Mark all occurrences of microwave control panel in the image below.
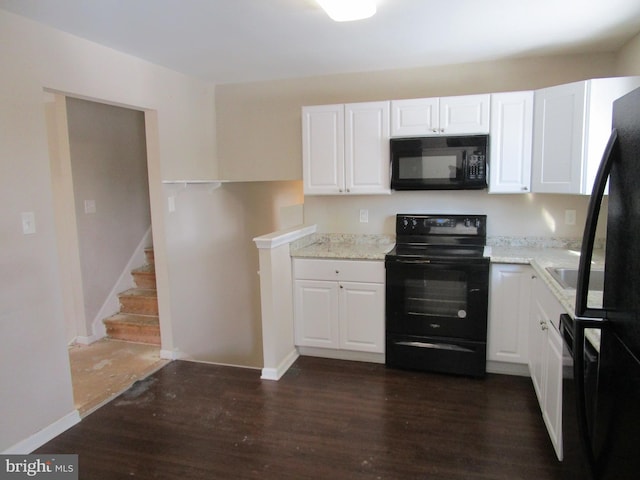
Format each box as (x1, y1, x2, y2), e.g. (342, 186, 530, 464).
(467, 154, 485, 180)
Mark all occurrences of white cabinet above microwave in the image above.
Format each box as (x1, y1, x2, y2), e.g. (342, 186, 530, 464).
(391, 94, 490, 137)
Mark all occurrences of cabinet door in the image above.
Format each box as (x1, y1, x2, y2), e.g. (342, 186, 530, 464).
(439, 94, 490, 134)
(390, 98, 439, 136)
(489, 92, 533, 193)
(531, 82, 586, 194)
(487, 264, 532, 363)
(529, 275, 566, 461)
(344, 102, 391, 194)
(339, 282, 385, 353)
(583, 77, 640, 193)
(294, 280, 339, 348)
(302, 104, 345, 195)
(529, 276, 548, 405)
(543, 322, 564, 461)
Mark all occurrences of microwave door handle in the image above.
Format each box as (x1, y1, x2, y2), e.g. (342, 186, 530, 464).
(461, 150, 467, 179)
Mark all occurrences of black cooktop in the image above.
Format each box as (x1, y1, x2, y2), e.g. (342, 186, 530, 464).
(386, 214, 488, 263)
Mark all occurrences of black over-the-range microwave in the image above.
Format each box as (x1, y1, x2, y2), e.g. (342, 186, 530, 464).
(390, 134, 488, 190)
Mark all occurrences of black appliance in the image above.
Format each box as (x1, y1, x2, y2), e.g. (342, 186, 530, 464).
(390, 135, 488, 190)
(560, 86, 640, 479)
(385, 214, 489, 377)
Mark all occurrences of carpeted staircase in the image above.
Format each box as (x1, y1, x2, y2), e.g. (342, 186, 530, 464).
(103, 247, 160, 345)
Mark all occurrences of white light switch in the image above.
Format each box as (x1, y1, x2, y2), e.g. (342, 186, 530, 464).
(168, 195, 176, 213)
(21, 212, 36, 235)
(565, 209, 576, 226)
(359, 209, 369, 223)
(84, 199, 96, 214)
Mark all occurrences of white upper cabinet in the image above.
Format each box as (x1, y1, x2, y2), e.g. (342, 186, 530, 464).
(391, 94, 490, 136)
(344, 102, 391, 195)
(439, 94, 491, 134)
(531, 76, 640, 194)
(489, 91, 534, 194)
(390, 98, 438, 136)
(302, 101, 390, 195)
(302, 104, 345, 195)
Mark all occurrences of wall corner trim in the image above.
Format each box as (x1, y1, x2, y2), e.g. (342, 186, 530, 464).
(261, 349, 300, 381)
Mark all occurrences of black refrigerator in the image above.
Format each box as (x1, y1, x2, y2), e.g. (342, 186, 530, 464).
(559, 86, 640, 479)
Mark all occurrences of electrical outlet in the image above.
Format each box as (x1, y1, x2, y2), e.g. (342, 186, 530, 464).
(359, 209, 368, 223)
(565, 209, 576, 226)
(21, 212, 36, 235)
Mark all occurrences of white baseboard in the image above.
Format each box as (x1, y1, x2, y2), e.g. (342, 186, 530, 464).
(3, 410, 81, 454)
(160, 349, 178, 360)
(261, 349, 300, 381)
(486, 360, 530, 376)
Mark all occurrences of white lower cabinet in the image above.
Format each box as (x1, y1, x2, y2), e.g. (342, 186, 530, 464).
(294, 280, 340, 349)
(529, 274, 565, 461)
(488, 264, 533, 365)
(293, 259, 384, 354)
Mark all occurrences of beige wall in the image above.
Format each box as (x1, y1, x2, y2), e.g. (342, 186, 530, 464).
(0, 9, 217, 452)
(616, 31, 640, 75)
(163, 181, 302, 367)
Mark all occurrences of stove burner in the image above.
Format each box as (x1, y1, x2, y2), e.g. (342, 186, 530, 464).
(386, 214, 488, 264)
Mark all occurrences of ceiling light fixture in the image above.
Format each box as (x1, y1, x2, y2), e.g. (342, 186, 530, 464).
(315, 0, 377, 22)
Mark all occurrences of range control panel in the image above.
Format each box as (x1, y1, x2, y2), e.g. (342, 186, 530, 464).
(395, 214, 487, 237)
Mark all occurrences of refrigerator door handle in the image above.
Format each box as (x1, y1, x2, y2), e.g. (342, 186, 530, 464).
(573, 316, 607, 473)
(576, 129, 618, 318)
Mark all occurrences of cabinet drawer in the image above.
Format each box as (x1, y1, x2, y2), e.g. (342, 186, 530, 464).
(293, 258, 384, 283)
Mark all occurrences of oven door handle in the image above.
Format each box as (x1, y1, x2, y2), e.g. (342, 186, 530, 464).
(395, 341, 475, 353)
(394, 259, 434, 265)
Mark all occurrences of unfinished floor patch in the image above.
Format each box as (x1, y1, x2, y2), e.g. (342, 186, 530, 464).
(68, 339, 168, 416)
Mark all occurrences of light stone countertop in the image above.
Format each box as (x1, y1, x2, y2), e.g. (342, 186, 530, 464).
(290, 233, 395, 260)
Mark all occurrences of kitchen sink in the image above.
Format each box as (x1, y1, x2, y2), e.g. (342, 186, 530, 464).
(545, 267, 604, 291)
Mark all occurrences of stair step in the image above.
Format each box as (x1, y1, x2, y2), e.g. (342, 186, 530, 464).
(118, 288, 158, 316)
(103, 313, 160, 345)
(144, 247, 154, 265)
(131, 264, 156, 289)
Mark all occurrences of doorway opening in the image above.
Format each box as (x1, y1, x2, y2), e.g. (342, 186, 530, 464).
(47, 94, 165, 415)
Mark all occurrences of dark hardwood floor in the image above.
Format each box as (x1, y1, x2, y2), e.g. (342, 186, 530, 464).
(37, 357, 563, 479)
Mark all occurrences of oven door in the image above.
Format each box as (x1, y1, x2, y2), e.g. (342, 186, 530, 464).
(385, 258, 489, 341)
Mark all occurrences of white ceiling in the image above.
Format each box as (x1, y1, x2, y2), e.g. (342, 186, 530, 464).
(2, 0, 640, 84)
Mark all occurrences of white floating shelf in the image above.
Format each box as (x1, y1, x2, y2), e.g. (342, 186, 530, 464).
(162, 180, 228, 193)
